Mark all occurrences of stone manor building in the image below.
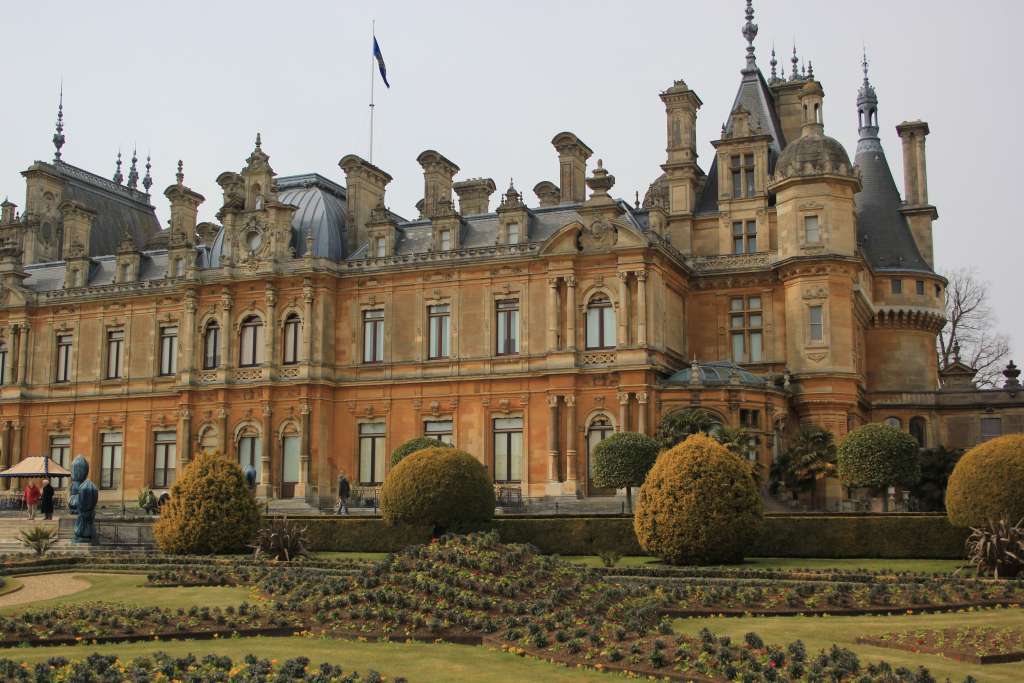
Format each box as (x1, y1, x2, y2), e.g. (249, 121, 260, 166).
(0, 2, 1020, 507)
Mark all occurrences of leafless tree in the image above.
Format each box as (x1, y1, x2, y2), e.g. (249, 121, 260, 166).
(937, 268, 1012, 388)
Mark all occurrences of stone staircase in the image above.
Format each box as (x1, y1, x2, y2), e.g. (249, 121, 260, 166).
(265, 498, 322, 516)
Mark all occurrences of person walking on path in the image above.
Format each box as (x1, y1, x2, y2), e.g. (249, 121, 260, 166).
(23, 480, 40, 520)
(336, 472, 351, 515)
(40, 479, 55, 521)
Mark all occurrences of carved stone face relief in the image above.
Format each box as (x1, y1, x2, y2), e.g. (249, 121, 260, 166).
(578, 218, 618, 251)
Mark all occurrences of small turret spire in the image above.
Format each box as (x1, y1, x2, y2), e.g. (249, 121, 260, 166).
(52, 82, 65, 162)
(741, 0, 759, 72)
(255, 132, 262, 150)
(126, 148, 139, 189)
(142, 154, 153, 193)
(112, 150, 124, 184)
(176, 159, 184, 186)
(790, 43, 800, 81)
(857, 48, 880, 142)
(807, 60, 814, 79)
(769, 44, 778, 82)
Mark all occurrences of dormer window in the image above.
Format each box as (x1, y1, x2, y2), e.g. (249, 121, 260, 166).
(730, 154, 756, 199)
(375, 237, 386, 258)
(506, 223, 519, 244)
(439, 229, 452, 251)
(804, 215, 821, 244)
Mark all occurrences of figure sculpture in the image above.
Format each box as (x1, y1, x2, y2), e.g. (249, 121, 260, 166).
(244, 464, 258, 492)
(70, 454, 98, 544)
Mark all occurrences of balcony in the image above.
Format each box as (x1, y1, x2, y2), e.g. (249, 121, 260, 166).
(232, 366, 269, 383)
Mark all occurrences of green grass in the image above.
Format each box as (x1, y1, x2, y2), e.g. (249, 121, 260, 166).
(675, 607, 1024, 683)
(0, 577, 22, 598)
(0, 574, 253, 616)
(560, 556, 967, 573)
(0, 636, 626, 682)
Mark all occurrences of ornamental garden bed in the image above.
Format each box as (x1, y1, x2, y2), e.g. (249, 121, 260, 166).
(856, 626, 1024, 665)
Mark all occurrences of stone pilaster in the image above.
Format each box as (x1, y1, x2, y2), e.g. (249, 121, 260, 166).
(636, 271, 648, 346)
(617, 272, 630, 346)
(637, 392, 649, 435)
(564, 395, 577, 481)
(547, 277, 560, 351)
(257, 403, 273, 499)
(565, 276, 578, 351)
(294, 400, 312, 497)
(547, 395, 560, 481)
(617, 391, 630, 432)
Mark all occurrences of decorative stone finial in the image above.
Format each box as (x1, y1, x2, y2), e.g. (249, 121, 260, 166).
(952, 342, 962, 364)
(790, 44, 800, 81)
(112, 151, 124, 184)
(585, 159, 615, 197)
(176, 159, 184, 186)
(862, 46, 870, 87)
(742, 0, 758, 71)
(142, 154, 153, 193)
(807, 60, 814, 79)
(52, 83, 65, 162)
(255, 132, 262, 150)
(769, 45, 778, 82)
(1005, 360, 1021, 395)
(126, 148, 139, 189)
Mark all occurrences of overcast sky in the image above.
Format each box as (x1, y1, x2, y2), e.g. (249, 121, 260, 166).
(1, 1, 1020, 364)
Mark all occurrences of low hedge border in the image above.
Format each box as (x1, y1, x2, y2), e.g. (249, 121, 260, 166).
(300, 514, 968, 559)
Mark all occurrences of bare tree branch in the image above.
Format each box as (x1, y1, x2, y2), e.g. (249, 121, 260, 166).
(937, 267, 1012, 388)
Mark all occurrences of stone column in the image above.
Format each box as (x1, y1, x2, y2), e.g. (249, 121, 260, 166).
(265, 284, 277, 372)
(294, 400, 312, 497)
(9, 324, 20, 384)
(565, 276, 577, 351)
(617, 272, 630, 346)
(637, 392, 649, 435)
(258, 403, 273, 498)
(182, 290, 197, 373)
(179, 408, 192, 467)
(1, 422, 10, 490)
(547, 277, 560, 351)
(635, 271, 648, 346)
(218, 407, 229, 456)
(221, 294, 233, 371)
(547, 394, 560, 481)
(12, 421, 23, 465)
(564, 394, 577, 481)
(303, 280, 314, 367)
(17, 323, 29, 385)
(617, 391, 630, 432)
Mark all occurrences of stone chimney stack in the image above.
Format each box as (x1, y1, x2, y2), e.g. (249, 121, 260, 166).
(164, 160, 205, 243)
(533, 181, 560, 208)
(339, 154, 393, 255)
(416, 150, 460, 218)
(453, 177, 496, 215)
(896, 120, 937, 268)
(58, 200, 95, 258)
(0, 199, 16, 225)
(551, 132, 593, 204)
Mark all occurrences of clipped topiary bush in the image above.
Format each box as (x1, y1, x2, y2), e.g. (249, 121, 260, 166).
(379, 447, 494, 532)
(153, 451, 260, 554)
(634, 433, 763, 565)
(591, 431, 661, 510)
(837, 423, 921, 490)
(946, 434, 1024, 528)
(390, 436, 439, 468)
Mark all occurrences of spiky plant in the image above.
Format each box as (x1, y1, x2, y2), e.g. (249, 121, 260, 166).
(18, 526, 58, 557)
(251, 516, 310, 562)
(965, 518, 1024, 578)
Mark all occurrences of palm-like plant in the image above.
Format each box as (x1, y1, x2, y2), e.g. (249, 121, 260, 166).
(655, 409, 718, 450)
(770, 425, 836, 498)
(18, 525, 58, 557)
(965, 518, 1024, 578)
(251, 516, 310, 562)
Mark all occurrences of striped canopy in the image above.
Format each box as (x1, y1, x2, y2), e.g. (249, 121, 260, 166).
(0, 456, 72, 478)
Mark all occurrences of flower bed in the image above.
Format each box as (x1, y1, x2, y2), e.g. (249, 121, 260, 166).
(857, 626, 1024, 664)
(0, 651, 398, 682)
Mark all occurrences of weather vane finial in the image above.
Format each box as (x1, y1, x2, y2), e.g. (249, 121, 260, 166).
(742, 0, 758, 70)
(52, 81, 65, 162)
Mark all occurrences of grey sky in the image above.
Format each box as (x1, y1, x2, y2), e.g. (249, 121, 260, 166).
(2, 1, 1020, 363)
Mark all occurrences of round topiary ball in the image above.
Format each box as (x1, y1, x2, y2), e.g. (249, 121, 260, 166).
(153, 451, 261, 554)
(634, 432, 763, 565)
(391, 436, 440, 468)
(946, 434, 1024, 527)
(591, 432, 661, 507)
(380, 447, 494, 531)
(837, 423, 921, 490)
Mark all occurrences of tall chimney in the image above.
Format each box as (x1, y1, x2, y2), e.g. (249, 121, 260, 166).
(551, 132, 593, 204)
(533, 181, 560, 208)
(416, 150, 459, 218)
(340, 154, 393, 255)
(453, 177, 496, 215)
(896, 120, 930, 206)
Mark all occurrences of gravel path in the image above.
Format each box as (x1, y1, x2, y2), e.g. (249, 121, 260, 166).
(0, 573, 91, 608)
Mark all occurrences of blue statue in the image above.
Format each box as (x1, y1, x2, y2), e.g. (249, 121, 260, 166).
(70, 455, 98, 544)
(244, 464, 258, 492)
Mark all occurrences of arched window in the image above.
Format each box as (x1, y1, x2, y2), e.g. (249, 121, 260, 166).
(585, 295, 616, 349)
(237, 425, 261, 483)
(203, 321, 220, 369)
(586, 416, 615, 483)
(884, 416, 902, 429)
(282, 314, 301, 365)
(909, 417, 927, 447)
(239, 316, 263, 367)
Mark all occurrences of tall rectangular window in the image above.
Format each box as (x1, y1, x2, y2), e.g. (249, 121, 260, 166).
(439, 229, 452, 251)
(915, 280, 925, 296)
(493, 417, 523, 483)
(730, 296, 763, 362)
(203, 323, 220, 370)
(375, 237, 386, 258)
(106, 329, 124, 379)
(239, 317, 262, 367)
(804, 215, 821, 244)
(100, 432, 123, 490)
(732, 221, 757, 254)
(743, 154, 755, 197)
(809, 305, 824, 342)
(238, 435, 261, 482)
(428, 304, 450, 359)
(283, 315, 301, 365)
(745, 220, 757, 253)
(159, 326, 178, 376)
(730, 155, 742, 199)
(153, 431, 177, 488)
(358, 422, 386, 484)
(506, 223, 520, 244)
(55, 334, 72, 383)
(362, 309, 384, 363)
(425, 419, 454, 445)
(891, 279, 903, 295)
(496, 299, 519, 355)
(50, 435, 71, 490)
(585, 295, 616, 349)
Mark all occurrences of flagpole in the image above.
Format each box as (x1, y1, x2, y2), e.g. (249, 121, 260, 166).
(369, 19, 376, 163)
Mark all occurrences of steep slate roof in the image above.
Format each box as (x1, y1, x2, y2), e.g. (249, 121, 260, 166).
(52, 161, 161, 256)
(853, 136, 932, 273)
(22, 251, 170, 292)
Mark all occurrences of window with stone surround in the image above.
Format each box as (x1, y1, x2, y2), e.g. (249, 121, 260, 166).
(585, 295, 615, 349)
(283, 314, 301, 365)
(586, 415, 614, 481)
(106, 329, 124, 379)
(730, 296, 763, 363)
(100, 431, 123, 490)
(203, 321, 220, 369)
(55, 334, 73, 383)
(891, 279, 902, 295)
(804, 215, 821, 244)
(427, 304, 450, 359)
(730, 154, 756, 199)
(375, 237, 386, 258)
(493, 417, 523, 483)
(358, 422, 386, 485)
(916, 280, 925, 296)
(732, 220, 757, 254)
(496, 299, 519, 356)
(808, 305, 824, 342)
(439, 229, 452, 251)
(153, 431, 177, 489)
(506, 222, 520, 244)
(159, 325, 178, 376)
(49, 435, 70, 490)
(424, 419, 454, 445)
(239, 316, 263, 367)
(362, 309, 384, 363)
(238, 429, 261, 482)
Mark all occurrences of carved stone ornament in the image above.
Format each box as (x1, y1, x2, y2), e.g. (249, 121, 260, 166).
(578, 218, 618, 251)
(807, 351, 827, 362)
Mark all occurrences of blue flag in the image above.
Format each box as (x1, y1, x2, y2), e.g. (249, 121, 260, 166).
(373, 36, 390, 88)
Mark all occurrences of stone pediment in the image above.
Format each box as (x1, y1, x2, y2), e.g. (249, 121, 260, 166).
(539, 216, 645, 256)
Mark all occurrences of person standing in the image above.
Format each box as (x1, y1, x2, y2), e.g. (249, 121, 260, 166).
(40, 479, 55, 521)
(336, 471, 351, 515)
(23, 480, 40, 520)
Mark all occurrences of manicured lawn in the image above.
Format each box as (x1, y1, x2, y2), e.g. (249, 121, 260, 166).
(675, 607, 1024, 683)
(0, 573, 253, 615)
(0, 577, 22, 598)
(0, 636, 624, 682)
